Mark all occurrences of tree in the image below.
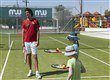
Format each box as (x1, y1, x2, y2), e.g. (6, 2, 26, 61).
(105, 9, 110, 17)
(54, 5, 73, 28)
(55, 5, 65, 12)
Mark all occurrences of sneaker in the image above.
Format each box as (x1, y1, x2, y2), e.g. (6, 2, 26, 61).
(27, 70, 35, 77)
(36, 73, 42, 79)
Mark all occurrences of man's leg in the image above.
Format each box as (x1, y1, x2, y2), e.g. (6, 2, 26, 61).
(27, 54, 32, 70)
(33, 54, 42, 79)
(25, 42, 34, 77)
(33, 54, 39, 71)
(31, 42, 42, 79)
(27, 53, 35, 77)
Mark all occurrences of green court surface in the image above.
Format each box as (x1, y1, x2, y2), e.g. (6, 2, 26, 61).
(0, 33, 110, 80)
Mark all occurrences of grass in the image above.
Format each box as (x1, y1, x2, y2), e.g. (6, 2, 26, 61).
(0, 33, 109, 80)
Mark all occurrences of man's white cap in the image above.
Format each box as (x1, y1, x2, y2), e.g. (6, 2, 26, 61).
(65, 45, 77, 56)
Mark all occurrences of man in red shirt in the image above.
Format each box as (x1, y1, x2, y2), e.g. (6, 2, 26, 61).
(22, 8, 42, 79)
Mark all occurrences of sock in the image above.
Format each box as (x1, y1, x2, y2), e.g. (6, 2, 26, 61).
(29, 70, 32, 73)
(36, 71, 39, 75)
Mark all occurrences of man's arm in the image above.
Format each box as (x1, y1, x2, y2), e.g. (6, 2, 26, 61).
(22, 29, 25, 47)
(36, 30, 40, 47)
(35, 19, 40, 47)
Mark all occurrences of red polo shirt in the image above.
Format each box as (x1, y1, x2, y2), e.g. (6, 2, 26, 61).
(22, 18, 40, 42)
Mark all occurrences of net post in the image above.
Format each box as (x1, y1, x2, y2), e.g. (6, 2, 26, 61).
(8, 33, 11, 49)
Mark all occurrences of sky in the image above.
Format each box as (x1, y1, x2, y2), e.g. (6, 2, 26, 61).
(0, 0, 110, 15)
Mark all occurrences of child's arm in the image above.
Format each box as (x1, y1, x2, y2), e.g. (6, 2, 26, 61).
(67, 67, 73, 80)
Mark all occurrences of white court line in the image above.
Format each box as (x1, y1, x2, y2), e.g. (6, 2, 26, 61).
(82, 76, 110, 79)
(60, 37, 109, 54)
(19, 76, 110, 80)
(80, 42, 110, 54)
(0, 41, 13, 80)
(49, 37, 110, 67)
(79, 50, 110, 66)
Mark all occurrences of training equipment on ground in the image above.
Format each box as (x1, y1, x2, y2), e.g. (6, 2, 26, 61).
(51, 64, 67, 70)
(44, 48, 64, 54)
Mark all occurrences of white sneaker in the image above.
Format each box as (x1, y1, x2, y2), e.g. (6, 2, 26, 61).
(36, 73, 42, 79)
(27, 70, 35, 77)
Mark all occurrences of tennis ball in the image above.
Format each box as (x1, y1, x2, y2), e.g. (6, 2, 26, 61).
(56, 48, 59, 50)
(56, 48, 60, 52)
(62, 64, 66, 68)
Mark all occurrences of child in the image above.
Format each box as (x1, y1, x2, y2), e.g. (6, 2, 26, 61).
(66, 31, 79, 55)
(65, 45, 85, 80)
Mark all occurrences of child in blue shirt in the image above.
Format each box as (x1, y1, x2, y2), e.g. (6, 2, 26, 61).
(66, 31, 79, 55)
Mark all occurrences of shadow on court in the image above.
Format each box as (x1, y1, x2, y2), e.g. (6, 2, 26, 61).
(41, 70, 68, 77)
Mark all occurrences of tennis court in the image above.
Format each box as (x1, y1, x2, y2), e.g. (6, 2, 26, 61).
(0, 33, 110, 80)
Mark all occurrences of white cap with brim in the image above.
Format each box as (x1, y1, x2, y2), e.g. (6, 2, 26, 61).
(65, 45, 77, 56)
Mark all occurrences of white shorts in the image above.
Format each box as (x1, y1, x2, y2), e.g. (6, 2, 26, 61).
(24, 42, 38, 55)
